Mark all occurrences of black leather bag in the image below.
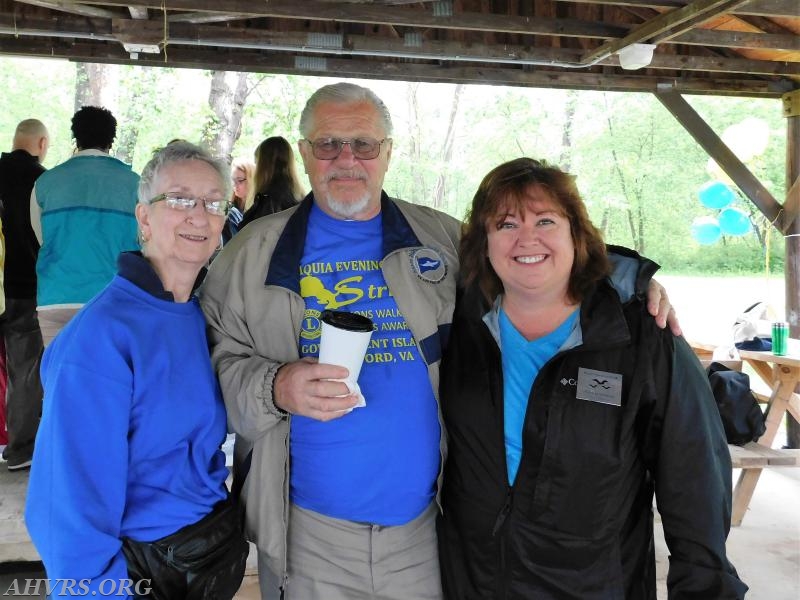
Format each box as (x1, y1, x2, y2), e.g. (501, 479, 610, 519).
(707, 362, 766, 445)
(122, 499, 248, 600)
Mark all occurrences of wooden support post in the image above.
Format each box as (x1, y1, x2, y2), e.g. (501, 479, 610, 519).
(783, 88, 800, 449)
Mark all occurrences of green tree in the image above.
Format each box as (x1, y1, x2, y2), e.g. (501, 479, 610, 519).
(0, 58, 75, 168)
(115, 66, 161, 166)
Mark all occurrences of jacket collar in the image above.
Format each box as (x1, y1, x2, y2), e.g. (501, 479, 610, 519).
(73, 149, 110, 158)
(118, 251, 206, 302)
(462, 278, 631, 351)
(3, 149, 41, 163)
(264, 191, 421, 292)
(578, 280, 631, 350)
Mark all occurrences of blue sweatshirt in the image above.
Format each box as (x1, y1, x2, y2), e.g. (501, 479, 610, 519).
(25, 252, 229, 598)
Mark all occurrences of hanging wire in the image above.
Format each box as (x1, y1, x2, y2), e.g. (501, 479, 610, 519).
(161, 0, 168, 63)
(765, 215, 771, 277)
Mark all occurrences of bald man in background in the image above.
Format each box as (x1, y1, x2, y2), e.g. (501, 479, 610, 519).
(0, 118, 48, 471)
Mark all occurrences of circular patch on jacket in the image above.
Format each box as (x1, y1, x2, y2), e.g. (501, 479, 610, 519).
(409, 247, 447, 283)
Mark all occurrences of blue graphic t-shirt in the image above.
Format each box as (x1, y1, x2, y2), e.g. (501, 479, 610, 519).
(291, 204, 441, 525)
(500, 308, 579, 484)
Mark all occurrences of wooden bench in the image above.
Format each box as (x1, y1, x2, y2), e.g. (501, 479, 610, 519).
(729, 442, 800, 468)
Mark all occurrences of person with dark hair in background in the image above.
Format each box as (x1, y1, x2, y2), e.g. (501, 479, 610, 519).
(31, 106, 139, 346)
(0, 118, 49, 471)
(26, 142, 248, 599)
(238, 136, 303, 229)
(437, 158, 746, 599)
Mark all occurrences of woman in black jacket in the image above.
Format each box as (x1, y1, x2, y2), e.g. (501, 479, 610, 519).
(438, 158, 746, 599)
(239, 136, 303, 229)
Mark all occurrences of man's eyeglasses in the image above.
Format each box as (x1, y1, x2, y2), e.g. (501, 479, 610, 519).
(149, 193, 230, 217)
(303, 137, 389, 160)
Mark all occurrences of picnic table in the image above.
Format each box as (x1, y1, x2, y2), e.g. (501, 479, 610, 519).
(731, 343, 800, 525)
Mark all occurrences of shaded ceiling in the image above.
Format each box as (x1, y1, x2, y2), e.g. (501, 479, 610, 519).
(0, 0, 797, 98)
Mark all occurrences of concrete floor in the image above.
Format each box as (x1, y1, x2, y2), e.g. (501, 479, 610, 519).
(655, 467, 800, 600)
(3, 465, 798, 599)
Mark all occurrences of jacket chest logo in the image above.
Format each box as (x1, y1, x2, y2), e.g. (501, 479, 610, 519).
(408, 247, 447, 283)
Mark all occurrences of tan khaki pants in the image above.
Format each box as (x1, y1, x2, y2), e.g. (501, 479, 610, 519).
(263, 502, 442, 600)
(37, 307, 81, 348)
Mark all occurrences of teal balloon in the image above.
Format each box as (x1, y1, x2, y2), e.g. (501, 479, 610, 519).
(718, 207, 751, 236)
(698, 181, 735, 209)
(691, 216, 722, 245)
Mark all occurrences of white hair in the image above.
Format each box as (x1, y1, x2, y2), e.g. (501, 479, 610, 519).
(138, 141, 231, 204)
(299, 82, 393, 138)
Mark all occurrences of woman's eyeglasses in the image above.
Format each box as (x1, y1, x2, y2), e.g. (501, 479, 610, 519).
(149, 193, 230, 217)
(232, 177, 247, 185)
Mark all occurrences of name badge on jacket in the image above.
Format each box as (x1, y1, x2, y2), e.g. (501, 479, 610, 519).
(576, 367, 623, 406)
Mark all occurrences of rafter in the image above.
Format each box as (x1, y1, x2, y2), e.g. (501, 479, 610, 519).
(555, 0, 800, 18)
(2, 12, 796, 75)
(0, 0, 795, 97)
(14, 0, 119, 18)
(0, 35, 781, 97)
(580, 0, 752, 64)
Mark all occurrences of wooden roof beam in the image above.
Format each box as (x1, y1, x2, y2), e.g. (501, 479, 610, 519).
(0, 35, 781, 97)
(3, 14, 796, 76)
(555, 0, 800, 18)
(674, 28, 800, 51)
(5, 9, 796, 53)
(65, 0, 631, 37)
(167, 12, 250, 24)
(580, 0, 753, 65)
(15, 0, 119, 18)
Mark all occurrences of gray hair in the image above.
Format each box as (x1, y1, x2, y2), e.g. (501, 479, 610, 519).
(138, 141, 231, 204)
(299, 82, 393, 138)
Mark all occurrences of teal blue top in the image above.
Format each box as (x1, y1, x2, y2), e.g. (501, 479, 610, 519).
(499, 308, 579, 484)
(34, 154, 139, 306)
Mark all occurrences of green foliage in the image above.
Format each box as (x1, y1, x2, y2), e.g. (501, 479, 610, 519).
(653, 232, 785, 276)
(0, 57, 76, 168)
(231, 75, 317, 173)
(117, 68, 212, 172)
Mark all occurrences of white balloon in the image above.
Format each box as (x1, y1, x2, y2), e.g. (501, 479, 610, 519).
(740, 117, 770, 156)
(722, 123, 755, 162)
(721, 118, 770, 163)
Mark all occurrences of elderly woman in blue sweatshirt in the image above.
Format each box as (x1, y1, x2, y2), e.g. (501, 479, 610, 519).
(26, 142, 246, 599)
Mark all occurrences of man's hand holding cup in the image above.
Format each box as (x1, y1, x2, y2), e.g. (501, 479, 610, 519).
(273, 310, 374, 422)
(317, 310, 374, 409)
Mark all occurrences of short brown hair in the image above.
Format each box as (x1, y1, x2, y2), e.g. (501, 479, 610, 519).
(460, 157, 610, 305)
